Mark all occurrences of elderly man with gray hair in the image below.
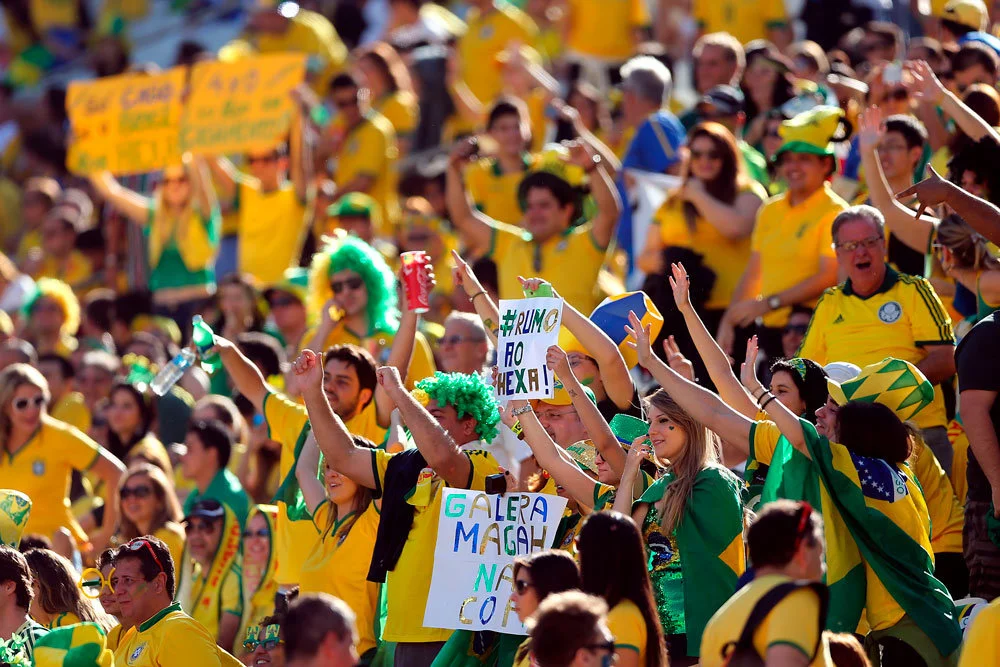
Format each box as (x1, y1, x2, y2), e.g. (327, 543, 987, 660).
(797, 204, 957, 471)
(615, 55, 686, 281)
(437, 312, 492, 375)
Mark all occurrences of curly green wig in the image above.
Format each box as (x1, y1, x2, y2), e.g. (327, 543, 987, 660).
(416, 371, 500, 443)
(308, 235, 399, 336)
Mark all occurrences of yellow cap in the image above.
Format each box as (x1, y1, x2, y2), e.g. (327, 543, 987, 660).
(943, 0, 988, 30)
(775, 106, 846, 159)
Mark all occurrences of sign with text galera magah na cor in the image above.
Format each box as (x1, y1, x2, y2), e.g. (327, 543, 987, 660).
(495, 297, 563, 401)
(423, 488, 568, 634)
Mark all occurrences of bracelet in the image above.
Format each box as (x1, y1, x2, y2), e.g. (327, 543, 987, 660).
(470, 291, 486, 302)
(511, 405, 533, 417)
(760, 394, 778, 411)
(757, 391, 774, 408)
(751, 386, 768, 401)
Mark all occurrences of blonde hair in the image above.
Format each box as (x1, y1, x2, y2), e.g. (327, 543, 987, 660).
(115, 463, 184, 542)
(644, 389, 721, 534)
(0, 363, 50, 441)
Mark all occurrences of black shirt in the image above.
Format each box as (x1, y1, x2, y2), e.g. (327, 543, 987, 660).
(956, 311, 1000, 502)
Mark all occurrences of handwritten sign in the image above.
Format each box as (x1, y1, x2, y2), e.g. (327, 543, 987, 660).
(423, 488, 567, 634)
(181, 53, 306, 156)
(496, 298, 562, 400)
(66, 69, 186, 175)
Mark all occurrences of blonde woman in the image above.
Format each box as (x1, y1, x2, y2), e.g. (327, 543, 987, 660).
(0, 363, 125, 553)
(89, 155, 220, 323)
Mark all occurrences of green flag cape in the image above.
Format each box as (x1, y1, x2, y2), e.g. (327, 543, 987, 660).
(635, 465, 745, 655)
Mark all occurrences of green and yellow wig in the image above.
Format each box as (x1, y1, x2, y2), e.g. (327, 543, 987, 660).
(22, 278, 81, 338)
(413, 372, 500, 443)
(308, 235, 399, 336)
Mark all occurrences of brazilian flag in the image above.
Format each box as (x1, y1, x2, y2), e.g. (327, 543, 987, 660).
(798, 419, 962, 657)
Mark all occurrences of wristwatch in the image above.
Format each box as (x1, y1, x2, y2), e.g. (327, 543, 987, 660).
(584, 153, 602, 173)
(767, 295, 782, 311)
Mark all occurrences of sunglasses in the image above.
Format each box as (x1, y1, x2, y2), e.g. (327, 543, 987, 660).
(242, 528, 269, 539)
(12, 396, 45, 411)
(244, 624, 284, 651)
(125, 537, 165, 574)
(585, 639, 616, 654)
(513, 579, 533, 594)
(782, 324, 808, 336)
(331, 276, 365, 294)
(690, 149, 721, 161)
(439, 335, 482, 346)
(185, 520, 219, 535)
(269, 295, 299, 308)
(79, 567, 115, 598)
(120, 485, 153, 500)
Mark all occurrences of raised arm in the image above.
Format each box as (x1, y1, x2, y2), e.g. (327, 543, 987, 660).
(214, 335, 273, 414)
(446, 140, 498, 258)
(858, 106, 937, 252)
(898, 166, 1000, 246)
(375, 275, 427, 426)
(626, 311, 753, 452)
(739, 337, 806, 452)
(671, 263, 758, 418)
(611, 438, 649, 514)
(501, 399, 601, 510)
(908, 59, 1000, 145)
(207, 157, 246, 204)
(88, 172, 151, 224)
(294, 349, 377, 488)
(452, 249, 500, 345)
(521, 276, 634, 409)
(187, 155, 219, 220)
(569, 140, 621, 249)
(546, 345, 623, 473)
(289, 102, 313, 204)
(295, 432, 326, 515)
(551, 99, 621, 175)
(376, 365, 472, 487)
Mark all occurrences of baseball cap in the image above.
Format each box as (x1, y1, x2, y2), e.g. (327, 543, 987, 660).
(182, 498, 226, 523)
(943, 0, 988, 31)
(699, 85, 744, 116)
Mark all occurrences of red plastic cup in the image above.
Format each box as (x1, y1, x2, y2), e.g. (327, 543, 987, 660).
(401, 251, 431, 313)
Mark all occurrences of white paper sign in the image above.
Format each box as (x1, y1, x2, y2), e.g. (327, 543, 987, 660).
(423, 488, 568, 634)
(496, 297, 563, 400)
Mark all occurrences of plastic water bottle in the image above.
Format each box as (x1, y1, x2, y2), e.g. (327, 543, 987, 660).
(192, 315, 221, 373)
(150, 348, 196, 396)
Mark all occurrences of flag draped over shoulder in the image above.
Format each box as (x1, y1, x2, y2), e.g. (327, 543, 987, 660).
(799, 419, 962, 657)
(750, 422, 867, 633)
(636, 465, 745, 654)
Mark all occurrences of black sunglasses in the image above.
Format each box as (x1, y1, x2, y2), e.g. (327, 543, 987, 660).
(514, 579, 533, 594)
(585, 640, 616, 654)
(331, 276, 365, 294)
(120, 485, 153, 500)
(782, 324, 808, 336)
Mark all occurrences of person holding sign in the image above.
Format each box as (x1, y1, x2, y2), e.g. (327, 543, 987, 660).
(89, 155, 220, 324)
(294, 349, 502, 667)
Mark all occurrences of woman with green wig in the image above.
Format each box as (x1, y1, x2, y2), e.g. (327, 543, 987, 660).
(304, 234, 436, 387)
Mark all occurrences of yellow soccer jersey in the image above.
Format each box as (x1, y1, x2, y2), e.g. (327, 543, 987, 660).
(700, 574, 833, 667)
(252, 9, 348, 96)
(263, 390, 325, 585)
(459, 3, 539, 103)
(50, 392, 90, 433)
(693, 0, 788, 45)
(373, 446, 501, 643)
(187, 566, 242, 642)
(375, 91, 419, 140)
(911, 435, 964, 554)
(299, 502, 380, 655)
(465, 156, 534, 227)
(491, 222, 606, 314)
(750, 184, 847, 327)
(114, 602, 232, 667)
(959, 598, 1000, 667)
(608, 599, 648, 665)
(797, 267, 955, 429)
(334, 112, 400, 231)
(237, 182, 307, 285)
(2, 414, 100, 544)
(566, 0, 648, 60)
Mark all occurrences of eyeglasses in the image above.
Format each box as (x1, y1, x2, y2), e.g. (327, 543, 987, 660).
(185, 520, 219, 535)
(439, 335, 484, 347)
(690, 149, 721, 161)
(244, 624, 284, 651)
(120, 485, 153, 500)
(79, 567, 115, 598)
(242, 528, 269, 539)
(782, 324, 808, 336)
(12, 396, 45, 411)
(124, 537, 165, 575)
(513, 579, 533, 594)
(331, 276, 365, 294)
(833, 235, 883, 253)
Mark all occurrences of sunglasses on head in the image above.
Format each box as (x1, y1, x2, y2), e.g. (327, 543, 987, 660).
(120, 485, 153, 500)
(125, 537, 165, 575)
(331, 276, 365, 294)
(79, 567, 115, 598)
(12, 396, 44, 411)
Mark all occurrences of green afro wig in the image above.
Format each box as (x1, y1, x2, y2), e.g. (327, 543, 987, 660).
(416, 372, 500, 443)
(308, 235, 399, 336)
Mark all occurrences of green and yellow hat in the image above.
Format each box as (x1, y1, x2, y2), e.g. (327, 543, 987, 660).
(0, 490, 31, 548)
(327, 193, 382, 230)
(827, 357, 935, 422)
(32, 622, 113, 667)
(567, 439, 598, 476)
(264, 267, 310, 306)
(775, 106, 848, 159)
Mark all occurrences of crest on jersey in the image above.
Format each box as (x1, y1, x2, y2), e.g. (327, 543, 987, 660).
(878, 301, 902, 324)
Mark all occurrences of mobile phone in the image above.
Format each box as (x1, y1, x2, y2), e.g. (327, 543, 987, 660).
(883, 62, 902, 85)
(484, 473, 507, 495)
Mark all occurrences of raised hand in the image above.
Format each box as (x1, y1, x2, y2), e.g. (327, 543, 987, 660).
(625, 310, 654, 368)
(669, 262, 692, 311)
(292, 349, 324, 387)
(904, 59, 944, 105)
(376, 366, 406, 396)
(452, 249, 485, 297)
(895, 164, 953, 220)
(626, 436, 653, 468)
(663, 335, 695, 381)
(739, 335, 762, 394)
(545, 345, 572, 381)
(857, 106, 884, 150)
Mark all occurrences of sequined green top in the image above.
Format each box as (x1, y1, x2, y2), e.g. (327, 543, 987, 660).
(642, 501, 685, 636)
